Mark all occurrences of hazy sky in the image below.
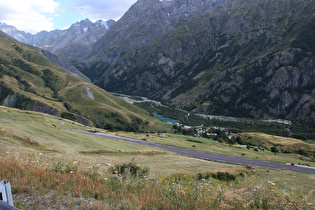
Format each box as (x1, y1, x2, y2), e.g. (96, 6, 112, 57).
(0, 0, 137, 34)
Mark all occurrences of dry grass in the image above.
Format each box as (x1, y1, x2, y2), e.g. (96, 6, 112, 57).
(0, 156, 313, 209)
(238, 132, 315, 153)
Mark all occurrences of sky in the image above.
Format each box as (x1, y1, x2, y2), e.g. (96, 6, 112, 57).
(0, 0, 137, 34)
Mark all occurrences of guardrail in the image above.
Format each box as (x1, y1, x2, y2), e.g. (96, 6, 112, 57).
(0, 180, 19, 209)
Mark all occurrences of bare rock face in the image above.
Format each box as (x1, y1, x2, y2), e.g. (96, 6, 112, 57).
(28, 100, 60, 117)
(37, 49, 91, 82)
(2, 92, 60, 116)
(3, 92, 20, 107)
(198, 49, 315, 120)
(89, 0, 232, 62)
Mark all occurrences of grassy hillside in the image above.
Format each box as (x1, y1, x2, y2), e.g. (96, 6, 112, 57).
(236, 133, 315, 154)
(0, 106, 314, 209)
(0, 31, 169, 132)
(0, 106, 222, 175)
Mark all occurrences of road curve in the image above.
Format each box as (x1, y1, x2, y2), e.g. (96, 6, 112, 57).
(67, 129, 315, 174)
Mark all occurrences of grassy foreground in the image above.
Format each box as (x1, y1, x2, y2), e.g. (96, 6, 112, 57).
(0, 156, 314, 209)
(0, 106, 315, 209)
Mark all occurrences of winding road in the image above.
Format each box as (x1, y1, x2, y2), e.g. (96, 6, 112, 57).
(67, 129, 315, 174)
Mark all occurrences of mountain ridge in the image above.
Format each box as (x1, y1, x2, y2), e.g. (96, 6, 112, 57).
(0, 18, 115, 60)
(84, 0, 315, 121)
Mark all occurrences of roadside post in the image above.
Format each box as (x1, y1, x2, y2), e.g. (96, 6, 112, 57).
(0, 180, 19, 209)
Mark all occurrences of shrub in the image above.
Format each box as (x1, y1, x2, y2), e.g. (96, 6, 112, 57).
(296, 149, 310, 157)
(186, 139, 203, 143)
(264, 146, 271, 151)
(212, 172, 236, 181)
(109, 160, 149, 178)
(61, 112, 76, 121)
(271, 146, 280, 153)
(236, 136, 243, 144)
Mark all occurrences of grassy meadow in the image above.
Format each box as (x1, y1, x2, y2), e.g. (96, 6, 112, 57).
(116, 132, 315, 167)
(0, 106, 315, 209)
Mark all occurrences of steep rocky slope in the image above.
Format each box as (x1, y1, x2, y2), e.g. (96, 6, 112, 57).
(89, 0, 230, 62)
(85, 0, 315, 121)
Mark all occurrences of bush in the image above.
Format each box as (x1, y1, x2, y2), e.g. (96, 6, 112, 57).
(212, 172, 236, 181)
(271, 146, 280, 153)
(236, 136, 243, 144)
(109, 160, 149, 178)
(296, 149, 310, 157)
(61, 112, 76, 121)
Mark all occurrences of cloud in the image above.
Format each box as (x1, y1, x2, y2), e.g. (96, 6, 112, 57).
(0, 0, 137, 33)
(70, 0, 137, 21)
(0, 0, 59, 34)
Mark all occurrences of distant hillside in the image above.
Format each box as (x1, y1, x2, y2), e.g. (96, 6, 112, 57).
(0, 19, 115, 60)
(83, 0, 315, 121)
(0, 31, 166, 132)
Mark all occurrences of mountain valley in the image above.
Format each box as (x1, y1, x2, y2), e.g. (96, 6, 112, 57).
(1, 1, 315, 209)
(1, 0, 314, 123)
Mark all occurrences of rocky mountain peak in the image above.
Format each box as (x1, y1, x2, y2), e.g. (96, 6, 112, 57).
(0, 19, 116, 60)
(0, 22, 32, 43)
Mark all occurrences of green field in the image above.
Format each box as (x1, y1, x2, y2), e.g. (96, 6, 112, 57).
(0, 106, 315, 209)
(116, 132, 315, 167)
(0, 106, 240, 176)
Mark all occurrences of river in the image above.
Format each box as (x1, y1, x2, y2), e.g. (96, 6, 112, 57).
(110, 92, 291, 125)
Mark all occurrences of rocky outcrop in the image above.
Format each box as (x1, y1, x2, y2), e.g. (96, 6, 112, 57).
(2, 92, 60, 116)
(3, 92, 20, 107)
(27, 100, 60, 117)
(197, 49, 315, 120)
(80, 85, 95, 100)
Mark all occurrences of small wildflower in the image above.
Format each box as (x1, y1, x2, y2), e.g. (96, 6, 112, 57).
(275, 192, 281, 197)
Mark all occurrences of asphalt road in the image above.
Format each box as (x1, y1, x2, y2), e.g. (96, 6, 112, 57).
(68, 129, 315, 174)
